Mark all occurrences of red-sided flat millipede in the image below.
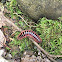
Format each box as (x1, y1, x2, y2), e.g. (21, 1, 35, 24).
(18, 30, 42, 43)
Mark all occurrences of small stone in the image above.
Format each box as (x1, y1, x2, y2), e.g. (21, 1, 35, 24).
(31, 55, 36, 59)
(43, 58, 51, 62)
(24, 50, 33, 56)
(25, 55, 30, 58)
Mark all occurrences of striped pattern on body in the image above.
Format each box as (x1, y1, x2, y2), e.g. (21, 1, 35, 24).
(18, 30, 42, 43)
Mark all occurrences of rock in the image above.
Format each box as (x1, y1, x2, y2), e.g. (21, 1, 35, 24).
(56, 59, 62, 62)
(23, 50, 33, 56)
(0, 49, 5, 56)
(16, 0, 62, 21)
(0, 49, 8, 62)
(43, 58, 51, 62)
(0, 49, 17, 62)
(0, 3, 6, 28)
(31, 55, 36, 58)
(21, 55, 43, 62)
(0, 57, 8, 62)
(0, 30, 6, 47)
(3, 53, 13, 59)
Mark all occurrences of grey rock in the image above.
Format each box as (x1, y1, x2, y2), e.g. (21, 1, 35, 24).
(0, 49, 8, 62)
(0, 30, 6, 47)
(23, 50, 33, 56)
(16, 0, 62, 21)
(43, 58, 51, 62)
(56, 59, 62, 62)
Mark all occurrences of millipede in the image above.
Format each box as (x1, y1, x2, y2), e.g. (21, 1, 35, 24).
(18, 30, 42, 43)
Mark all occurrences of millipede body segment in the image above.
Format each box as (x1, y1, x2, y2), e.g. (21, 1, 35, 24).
(18, 30, 42, 43)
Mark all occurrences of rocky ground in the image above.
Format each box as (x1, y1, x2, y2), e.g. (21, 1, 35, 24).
(0, 23, 62, 62)
(0, 49, 51, 62)
(0, 30, 50, 62)
(21, 54, 50, 62)
(0, 49, 62, 62)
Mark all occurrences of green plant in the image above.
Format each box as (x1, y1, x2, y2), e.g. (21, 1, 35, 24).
(8, 31, 34, 57)
(6, 0, 29, 29)
(5, 0, 62, 56)
(36, 17, 62, 55)
(6, 0, 22, 19)
(5, 0, 33, 57)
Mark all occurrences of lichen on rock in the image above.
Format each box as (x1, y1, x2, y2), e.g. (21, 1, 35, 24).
(16, 0, 62, 21)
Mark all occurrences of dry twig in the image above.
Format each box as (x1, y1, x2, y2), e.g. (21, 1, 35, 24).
(13, 13, 37, 28)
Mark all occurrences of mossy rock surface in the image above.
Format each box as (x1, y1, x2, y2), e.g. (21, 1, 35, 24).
(16, 0, 62, 21)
